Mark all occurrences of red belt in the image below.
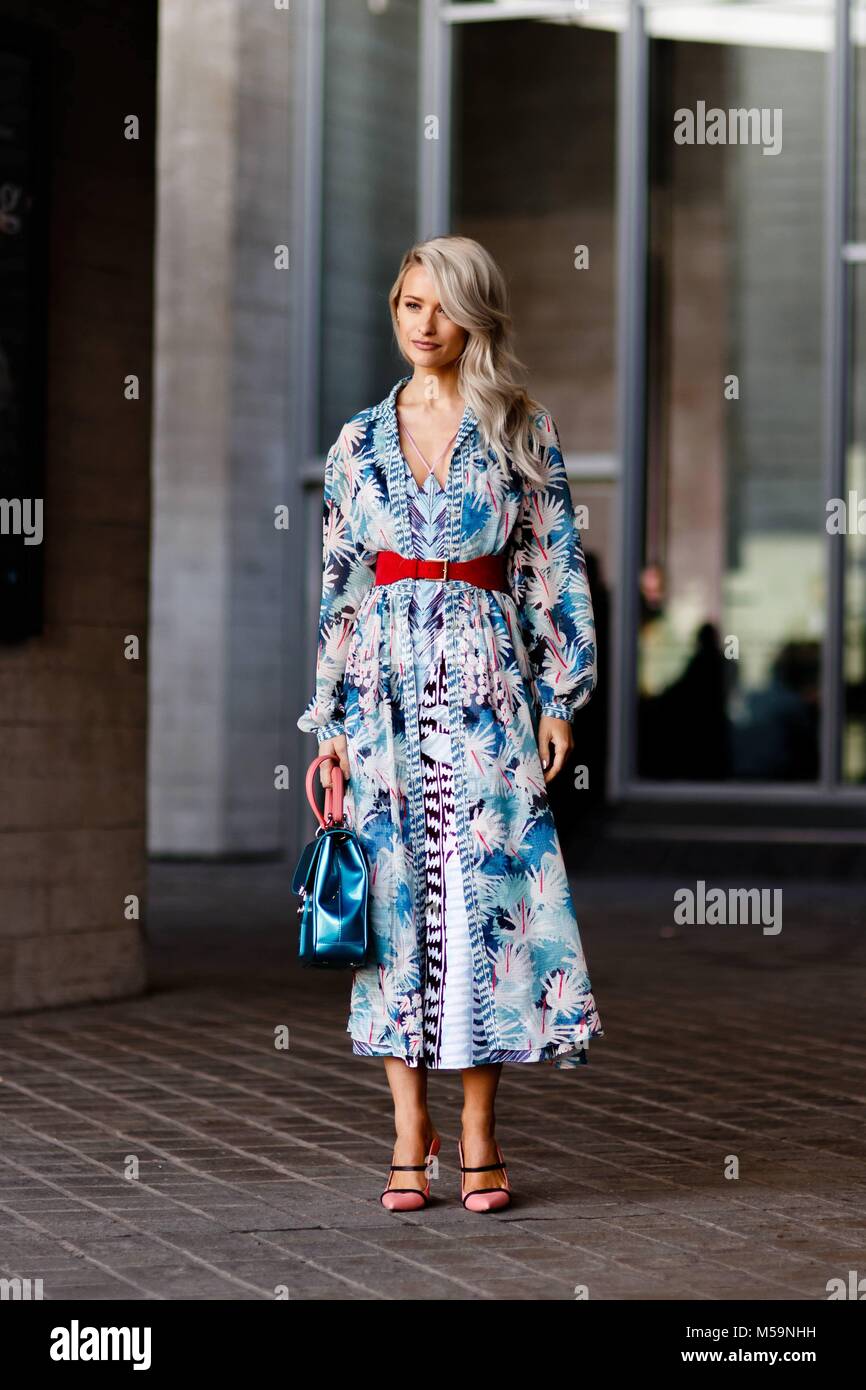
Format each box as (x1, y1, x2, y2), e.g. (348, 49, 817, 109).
(374, 550, 509, 594)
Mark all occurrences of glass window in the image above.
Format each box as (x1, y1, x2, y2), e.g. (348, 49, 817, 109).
(843, 1, 866, 782)
(452, 14, 619, 461)
(638, 2, 832, 782)
(451, 10, 622, 718)
(318, 0, 420, 451)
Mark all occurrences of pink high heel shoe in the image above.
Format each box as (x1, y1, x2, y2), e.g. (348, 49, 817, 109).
(458, 1137, 512, 1212)
(380, 1134, 441, 1211)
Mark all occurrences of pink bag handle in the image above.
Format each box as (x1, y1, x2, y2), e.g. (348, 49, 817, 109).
(305, 752, 346, 830)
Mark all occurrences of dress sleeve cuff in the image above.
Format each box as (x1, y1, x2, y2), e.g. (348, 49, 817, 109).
(539, 702, 574, 722)
(315, 719, 346, 743)
(539, 674, 596, 722)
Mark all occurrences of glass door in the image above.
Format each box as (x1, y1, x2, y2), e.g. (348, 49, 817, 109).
(448, 2, 627, 816)
(843, 0, 866, 781)
(637, 0, 834, 784)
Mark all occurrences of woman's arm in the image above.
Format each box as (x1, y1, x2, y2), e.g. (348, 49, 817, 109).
(506, 413, 597, 722)
(297, 433, 377, 743)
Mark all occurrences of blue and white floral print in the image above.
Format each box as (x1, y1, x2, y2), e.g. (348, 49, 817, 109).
(298, 374, 603, 1069)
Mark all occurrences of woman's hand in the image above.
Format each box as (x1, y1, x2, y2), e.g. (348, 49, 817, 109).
(318, 734, 349, 786)
(538, 715, 573, 783)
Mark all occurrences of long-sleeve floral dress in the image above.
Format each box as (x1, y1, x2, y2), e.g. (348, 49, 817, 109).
(298, 374, 604, 1071)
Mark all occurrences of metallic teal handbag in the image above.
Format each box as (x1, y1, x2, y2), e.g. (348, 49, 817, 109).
(292, 752, 369, 968)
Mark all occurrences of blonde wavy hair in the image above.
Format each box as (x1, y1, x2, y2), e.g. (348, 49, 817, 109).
(388, 235, 550, 488)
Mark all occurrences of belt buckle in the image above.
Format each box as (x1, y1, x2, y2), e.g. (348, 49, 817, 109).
(439, 558, 449, 582)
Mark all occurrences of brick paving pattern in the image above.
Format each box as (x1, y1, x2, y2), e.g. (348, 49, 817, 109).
(0, 866, 864, 1300)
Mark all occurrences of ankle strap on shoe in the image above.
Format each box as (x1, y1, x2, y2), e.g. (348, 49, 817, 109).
(460, 1161, 507, 1172)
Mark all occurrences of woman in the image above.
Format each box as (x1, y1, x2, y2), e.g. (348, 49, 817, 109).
(298, 235, 603, 1213)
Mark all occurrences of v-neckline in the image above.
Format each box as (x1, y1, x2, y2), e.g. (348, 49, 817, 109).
(384, 373, 478, 563)
(395, 382, 467, 496)
(405, 456, 440, 496)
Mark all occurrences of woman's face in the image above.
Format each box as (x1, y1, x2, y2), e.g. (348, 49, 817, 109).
(395, 264, 468, 371)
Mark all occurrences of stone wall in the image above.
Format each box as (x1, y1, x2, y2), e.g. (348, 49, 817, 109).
(0, 0, 156, 1011)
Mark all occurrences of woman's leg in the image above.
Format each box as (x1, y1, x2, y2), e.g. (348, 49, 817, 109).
(382, 1057, 439, 1194)
(460, 1062, 508, 1191)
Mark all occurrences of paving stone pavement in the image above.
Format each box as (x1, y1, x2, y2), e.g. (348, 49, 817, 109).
(0, 865, 864, 1301)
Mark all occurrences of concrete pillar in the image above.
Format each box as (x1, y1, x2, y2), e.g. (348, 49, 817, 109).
(149, 0, 295, 855)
